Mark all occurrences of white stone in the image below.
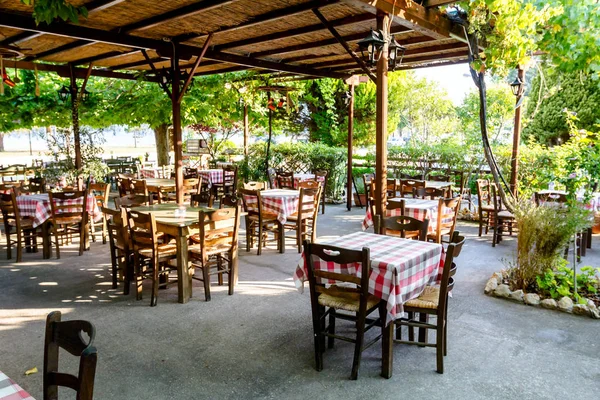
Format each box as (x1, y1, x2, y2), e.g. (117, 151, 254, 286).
(524, 293, 540, 306)
(588, 302, 600, 319)
(484, 278, 498, 295)
(510, 289, 524, 303)
(557, 297, 574, 313)
(492, 272, 504, 285)
(540, 299, 558, 310)
(573, 304, 589, 316)
(494, 284, 511, 298)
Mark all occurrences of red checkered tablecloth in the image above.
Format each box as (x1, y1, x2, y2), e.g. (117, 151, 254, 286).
(198, 169, 224, 187)
(17, 193, 102, 228)
(0, 371, 35, 400)
(243, 189, 300, 224)
(293, 231, 443, 323)
(273, 173, 325, 189)
(362, 198, 453, 233)
(140, 168, 158, 178)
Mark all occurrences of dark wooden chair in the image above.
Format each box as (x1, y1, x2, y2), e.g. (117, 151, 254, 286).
(239, 188, 281, 255)
(89, 182, 110, 244)
(44, 310, 97, 400)
(428, 196, 461, 244)
(284, 186, 321, 253)
(116, 176, 132, 197)
(394, 232, 465, 374)
(219, 194, 240, 209)
(378, 215, 429, 241)
(128, 210, 177, 306)
(491, 184, 516, 247)
(0, 191, 40, 262)
(413, 187, 446, 200)
(386, 178, 397, 198)
(276, 171, 295, 189)
(303, 240, 384, 380)
(400, 179, 425, 198)
(102, 206, 132, 294)
(17, 177, 46, 194)
(48, 190, 89, 259)
(210, 165, 238, 207)
(314, 170, 328, 214)
(476, 179, 494, 237)
(188, 207, 240, 301)
(363, 173, 374, 210)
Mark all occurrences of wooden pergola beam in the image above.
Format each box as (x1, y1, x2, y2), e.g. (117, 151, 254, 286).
(73, 50, 138, 66)
(334, 51, 469, 72)
(9, 60, 158, 81)
(424, 0, 457, 8)
(312, 8, 376, 83)
(178, 34, 213, 104)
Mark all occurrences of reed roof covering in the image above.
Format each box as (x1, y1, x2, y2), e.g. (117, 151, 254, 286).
(0, 0, 470, 81)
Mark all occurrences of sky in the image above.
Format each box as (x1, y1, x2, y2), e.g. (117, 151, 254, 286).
(414, 63, 476, 106)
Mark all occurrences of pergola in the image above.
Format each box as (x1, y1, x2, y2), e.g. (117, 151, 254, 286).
(0, 0, 468, 212)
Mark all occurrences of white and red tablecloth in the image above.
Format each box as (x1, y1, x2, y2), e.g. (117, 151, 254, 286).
(293, 231, 443, 323)
(17, 193, 102, 228)
(362, 198, 453, 233)
(140, 168, 158, 178)
(243, 189, 300, 224)
(273, 173, 325, 189)
(198, 169, 224, 187)
(535, 190, 600, 211)
(0, 371, 35, 400)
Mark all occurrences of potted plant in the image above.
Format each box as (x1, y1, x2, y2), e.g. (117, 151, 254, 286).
(144, 152, 150, 162)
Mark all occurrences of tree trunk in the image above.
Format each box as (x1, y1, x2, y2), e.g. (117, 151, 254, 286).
(0, 133, 4, 152)
(153, 123, 170, 166)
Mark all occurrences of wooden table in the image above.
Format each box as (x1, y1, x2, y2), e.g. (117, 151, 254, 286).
(130, 203, 215, 303)
(424, 180, 454, 189)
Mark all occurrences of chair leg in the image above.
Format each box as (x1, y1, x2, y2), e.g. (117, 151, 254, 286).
(350, 308, 367, 380)
(312, 305, 325, 372)
(78, 225, 85, 256)
(257, 223, 263, 256)
(16, 229, 23, 263)
(110, 247, 118, 290)
(102, 216, 107, 244)
(436, 317, 444, 374)
(134, 254, 143, 301)
(478, 215, 483, 237)
(296, 219, 302, 253)
(408, 312, 415, 342)
(227, 256, 235, 296)
(202, 263, 211, 302)
(418, 313, 428, 345)
(217, 255, 224, 286)
(444, 301, 449, 356)
(328, 309, 335, 349)
(90, 220, 97, 242)
(150, 260, 159, 307)
(5, 229, 11, 260)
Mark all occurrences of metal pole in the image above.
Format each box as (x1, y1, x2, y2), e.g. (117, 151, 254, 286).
(375, 11, 389, 218)
(347, 84, 355, 211)
(510, 67, 524, 197)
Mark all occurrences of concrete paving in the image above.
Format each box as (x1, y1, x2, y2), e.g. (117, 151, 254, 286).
(1, 204, 599, 399)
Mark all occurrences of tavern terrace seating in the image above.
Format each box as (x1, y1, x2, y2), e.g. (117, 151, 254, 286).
(284, 186, 321, 253)
(378, 215, 429, 241)
(0, 191, 40, 262)
(48, 190, 89, 259)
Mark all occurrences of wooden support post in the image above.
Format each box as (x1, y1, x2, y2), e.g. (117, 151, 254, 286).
(68, 63, 82, 172)
(243, 103, 249, 156)
(510, 67, 524, 197)
(375, 12, 389, 218)
(347, 83, 355, 211)
(171, 46, 184, 204)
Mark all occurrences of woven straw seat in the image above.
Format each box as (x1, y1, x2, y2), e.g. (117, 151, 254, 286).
(189, 231, 230, 244)
(248, 212, 278, 221)
(54, 216, 83, 225)
(404, 286, 440, 310)
(287, 211, 314, 221)
(8, 217, 34, 227)
(318, 285, 380, 312)
(497, 210, 514, 218)
(138, 243, 177, 258)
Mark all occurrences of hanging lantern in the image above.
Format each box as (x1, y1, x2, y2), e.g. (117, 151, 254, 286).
(510, 76, 523, 96)
(387, 36, 406, 71)
(268, 98, 276, 111)
(357, 29, 386, 67)
(2, 67, 15, 88)
(277, 97, 285, 108)
(57, 85, 70, 102)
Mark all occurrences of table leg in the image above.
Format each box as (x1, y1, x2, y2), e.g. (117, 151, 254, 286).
(42, 221, 51, 259)
(380, 302, 393, 379)
(278, 222, 285, 254)
(176, 227, 192, 303)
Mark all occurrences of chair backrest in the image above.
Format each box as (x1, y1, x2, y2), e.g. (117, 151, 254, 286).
(276, 171, 295, 189)
(378, 215, 429, 241)
(434, 196, 462, 243)
(101, 206, 129, 251)
(44, 311, 97, 400)
(130, 179, 149, 197)
(534, 191, 568, 206)
(413, 187, 446, 200)
(114, 194, 151, 209)
(298, 186, 321, 217)
(222, 165, 238, 190)
(239, 188, 261, 216)
(298, 180, 320, 190)
(313, 170, 328, 191)
(0, 191, 21, 231)
(400, 179, 425, 197)
(116, 177, 132, 197)
(182, 178, 200, 195)
(437, 233, 466, 316)
(89, 182, 110, 208)
(427, 174, 449, 182)
(219, 194, 240, 209)
(196, 207, 240, 256)
(127, 209, 158, 257)
(244, 181, 267, 190)
(0, 182, 20, 194)
(401, 172, 422, 180)
(386, 179, 397, 196)
(184, 167, 199, 179)
(303, 240, 371, 312)
(476, 179, 491, 208)
(49, 190, 88, 223)
(363, 173, 374, 199)
(20, 177, 46, 194)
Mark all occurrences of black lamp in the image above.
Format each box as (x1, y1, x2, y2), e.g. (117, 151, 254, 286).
(510, 76, 523, 96)
(357, 29, 386, 67)
(57, 85, 70, 102)
(388, 36, 406, 71)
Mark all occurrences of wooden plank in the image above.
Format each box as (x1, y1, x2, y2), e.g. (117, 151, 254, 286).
(178, 33, 213, 104)
(9, 60, 159, 81)
(375, 11, 388, 219)
(424, 0, 457, 8)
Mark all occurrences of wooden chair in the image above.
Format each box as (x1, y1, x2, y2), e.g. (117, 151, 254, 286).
(385, 178, 397, 198)
(0, 191, 40, 262)
(401, 172, 423, 180)
(297, 180, 320, 189)
(413, 187, 446, 200)
(303, 240, 384, 380)
(116, 176, 132, 197)
(102, 206, 132, 294)
(211, 165, 238, 206)
(276, 171, 295, 189)
(184, 166, 199, 179)
(239, 188, 281, 255)
(314, 170, 328, 214)
(428, 196, 461, 244)
(44, 311, 98, 400)
(48, 190, 89, 259)
(476, 179, 494, 237)
(89, 182, 110, 244)
(0, 182, 21, 193)
(394, 232, 465, 374)
(166, 177, 200, 203)
(400, 179, 425, 198)
(284, 186, 321, 253)
(490, 184, 517, 247)
(243, 181, 267, 190)
(188, 207, 240, 301)
(363, 173, 374, 210)
(219, 195, 240, 209)
(18, 177, 46, 194)
(378, 215, 429, 241)
(127, 209, 178, 306)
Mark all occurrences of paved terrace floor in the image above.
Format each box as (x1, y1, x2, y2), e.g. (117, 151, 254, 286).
(1, 204, 599, 399)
